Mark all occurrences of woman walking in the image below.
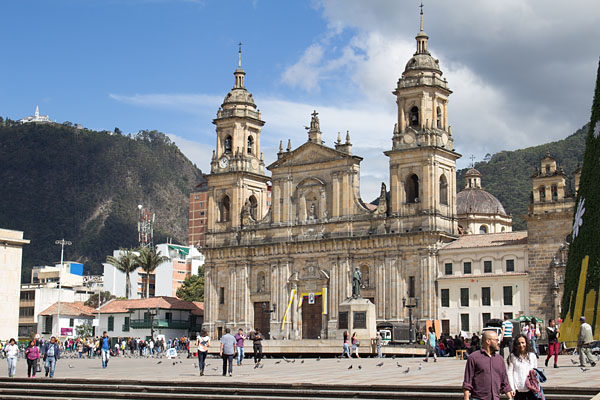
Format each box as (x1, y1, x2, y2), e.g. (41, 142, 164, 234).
(507, 334, 538, 399)
(341, 331, 350, 358)
(25, 340, 40, 378)
(545, 319, 560, 368)
(3, 338, 18, 377)
(196, 329, 210, 376)
(351, 332, 360, 358)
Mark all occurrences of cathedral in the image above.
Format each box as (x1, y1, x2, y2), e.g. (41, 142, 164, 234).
(200, 11, 578, 339)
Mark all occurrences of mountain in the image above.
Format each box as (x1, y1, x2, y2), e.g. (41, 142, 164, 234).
(457, 124, 588, 230)
(0, 121, 203, 281)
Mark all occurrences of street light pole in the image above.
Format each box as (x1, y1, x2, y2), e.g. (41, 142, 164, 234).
(55, 239, 72, 337)
(402, 296, 419, 344)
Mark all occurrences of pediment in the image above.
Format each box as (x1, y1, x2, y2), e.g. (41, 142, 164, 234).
(267, 142, 360, 170)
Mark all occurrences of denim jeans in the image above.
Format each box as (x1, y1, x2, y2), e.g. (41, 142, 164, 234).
(222, 354, 234, 375)
(45, 356, 56, 377)
(101, 349, 110, 368)
(342, 343, 350, 358)
(197, 351, 207, 372)
(7, 357, 17, 377)
(236, 347, 244, 365)
(376, 345, 382, 358)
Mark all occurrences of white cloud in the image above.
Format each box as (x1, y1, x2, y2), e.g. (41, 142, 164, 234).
(166, 133, 214, 173)
(109, 93, 221, 114)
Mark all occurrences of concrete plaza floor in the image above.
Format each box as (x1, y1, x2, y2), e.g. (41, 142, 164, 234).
(5, 353, 600, 391)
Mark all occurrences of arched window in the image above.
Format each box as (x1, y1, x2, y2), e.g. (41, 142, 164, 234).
(439, 175, 448, 205)
(406, 174, 419, 203)
(551, 185, 558, 201)
(479, 225, 488, 234)
(410, 106, 419, 127)
(257, 271, 266, 293)
(539, 186, 546, 202)
(436, 107, 442, 129)
(248, 195, 258, 220)
(360, 265, 370, 289)
(220, 195, 230, 222)
(247, 135, 254, 155)
(224, 136, 232, 154)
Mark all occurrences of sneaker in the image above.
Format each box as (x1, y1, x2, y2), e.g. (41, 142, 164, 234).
(554, 364, 559, 368)
(228, 373, 232, 377)
(592, 362, 597, 367)
(545, 359, 549, 367)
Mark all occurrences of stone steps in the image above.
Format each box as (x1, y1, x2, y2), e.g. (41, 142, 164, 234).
(0, 378, 596, 400)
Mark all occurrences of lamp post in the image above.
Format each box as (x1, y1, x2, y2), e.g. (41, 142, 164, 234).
(402, 296, 419, 344)
(55, 239, 72, 337)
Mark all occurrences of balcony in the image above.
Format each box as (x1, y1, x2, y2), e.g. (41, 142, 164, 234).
(129, 319, 192, 330)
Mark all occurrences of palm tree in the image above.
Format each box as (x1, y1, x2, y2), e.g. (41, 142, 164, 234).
(135, 247, 168, 298)
(106, 248, 138, 299)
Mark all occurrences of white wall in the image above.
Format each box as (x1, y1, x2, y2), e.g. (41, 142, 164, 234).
(38, 314, 95, 338)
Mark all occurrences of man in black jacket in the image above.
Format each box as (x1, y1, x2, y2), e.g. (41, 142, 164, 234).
(43, 336, 60, 378)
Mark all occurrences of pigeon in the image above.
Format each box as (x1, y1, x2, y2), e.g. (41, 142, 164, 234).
(283, 356, 289, 362)
(291, 360, 295, 363)
(193, 363, 198, 368)
(571, 359, 579, 365)
(376, 362, 384, 367)
(212, 367, 218, 371)
(391, 355, 396, 359)
(259, 364, 264, 368)
(275, 360, 281, 364)
(358, 365, 362, 370)
(68, 364, 74, 368)
(337, 359, 341, 363)
(396, 362, 402, 368)
(316, 357, 321, 361)
(254, 364, 260, 369)
(301, 360, 304, 364)
(581, 367, 590, 372)
(403, 367, 410, 374)
(418, 363, 423, 370)
(348, 365, 353, 370)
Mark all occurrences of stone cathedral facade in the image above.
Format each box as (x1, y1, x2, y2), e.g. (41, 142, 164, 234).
(202, 14, 462, 340)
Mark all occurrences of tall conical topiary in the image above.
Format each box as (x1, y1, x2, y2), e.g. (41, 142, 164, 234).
(560, 58, 600, 343)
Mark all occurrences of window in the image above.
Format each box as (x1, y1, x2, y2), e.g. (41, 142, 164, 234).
(219, 287, 225, 305)
(441, 289, 449, 307)
(360, 265, 370, 288)
(539, 186, 546, 202)
(257, 271, 266, 293)
(479, 225, 488, 234)
(503, 286, 513, 305)
(410, 106, 419, 127)
(460, 288, 469, 307)
(44, 316, 52, 334)
(444, 263, 453, 275)
(408, 276, 415, 298)
(436, 107, 442, 129)
(504, 312, 513, 320)
(247, 136, 254, 154)
(482, 313, 491, 325)
(124, 317, 130, 332)
(165, 312, 172, 321)
(506, 259, 515, 272)
(20, 291, 34, 300)
(406, 174, 419, 203)
(551, 185, 558, 201)
(484, 260, 492, 273)
(69, 318, 74, 327)
(481, 287, 491, 306)
(463, 262, 472, 274)
(224, 135, 232, 154)
(220, 196, 230, 222)
(19, 307, 34, 317)
(460, 313, 470, 332)
(108, 316, 114, 332)
(248, 195, 258, 220)
(439, 175, 448, 205)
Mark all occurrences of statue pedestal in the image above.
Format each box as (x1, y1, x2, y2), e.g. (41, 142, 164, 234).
(338, 297, 376, 341)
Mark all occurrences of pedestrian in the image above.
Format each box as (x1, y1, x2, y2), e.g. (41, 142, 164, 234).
(234, 328, 247, 366)
(529, 319, 540, 358)
(100, 331, 111, 368)
(544, 319, 560, 368)
(423, 326, 437, 362)
(196, 329, 210, 376)
(507, 334, 537, 399)
(77, 340, 83, 359)
(25, 340, 40, 378)
(250, 328, 264, 365)
(219, 328, 236, 377)
(4, 338, 18, 377)
(341, 330, 351, 358)
(463, 331, 513, 400)
(43, 336, 60, 378)
(351, 332, 360, 358)
(577, 316, 596, 367)
(500, 315, 514, 358)
(375, 332, 383, 358)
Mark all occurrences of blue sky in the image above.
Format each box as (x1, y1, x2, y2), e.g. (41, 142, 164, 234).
(2, 0, 599, 201)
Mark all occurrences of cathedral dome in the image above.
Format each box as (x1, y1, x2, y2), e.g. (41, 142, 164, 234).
(404, 53, 441, 73)
(222, 87, 256, 107)
(457, 187, 507, 216)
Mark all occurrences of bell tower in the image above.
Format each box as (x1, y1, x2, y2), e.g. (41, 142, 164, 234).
(206, 45, 270, 237)
(385, 6, 460, 235)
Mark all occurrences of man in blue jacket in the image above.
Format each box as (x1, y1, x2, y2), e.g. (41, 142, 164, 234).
(101, 331, 111, 368)
(43, 336, 60, 378)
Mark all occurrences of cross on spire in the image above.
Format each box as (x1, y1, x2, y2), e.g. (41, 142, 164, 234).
(469, 155, 476, 168)
(238, 42, 243, 68)
(419, 3, 424, 31)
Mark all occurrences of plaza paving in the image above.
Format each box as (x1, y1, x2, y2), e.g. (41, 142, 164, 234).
(5, 353, 600, 392)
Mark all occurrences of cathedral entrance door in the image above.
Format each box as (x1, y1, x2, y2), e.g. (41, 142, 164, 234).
(253, 302, 271, 339)
(302, 296, 322, 339)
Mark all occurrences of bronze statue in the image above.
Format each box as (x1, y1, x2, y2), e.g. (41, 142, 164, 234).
(352, 267, 362, 298)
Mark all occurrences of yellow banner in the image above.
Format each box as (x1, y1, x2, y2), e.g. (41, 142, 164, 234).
(281, 288, 296, 330)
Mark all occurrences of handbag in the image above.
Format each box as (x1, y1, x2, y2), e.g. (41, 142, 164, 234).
(35, 360, 41, 373)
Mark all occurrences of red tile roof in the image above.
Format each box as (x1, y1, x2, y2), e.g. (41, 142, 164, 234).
(442, 231, 528, 250)
(39, 301, 96, 317)
(99, 296, 203, 316)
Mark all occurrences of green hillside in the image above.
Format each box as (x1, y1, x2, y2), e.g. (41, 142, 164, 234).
(457, 124, 588, 230)
(0, 121, 202, 281)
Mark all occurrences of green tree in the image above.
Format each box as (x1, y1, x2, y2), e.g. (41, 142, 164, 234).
(106, 248, 138, 299)
(84, 291, 116, 308)
(176, 270, 204, 301)
(75, 323, 94, 338)
(135, 247, 168, 298)
(560, 59, 600, 343)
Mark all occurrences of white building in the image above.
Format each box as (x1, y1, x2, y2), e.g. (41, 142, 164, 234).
(97, 297, 203, 340)
(37, 301, 96, 338)
(0, 228, 30, 341)
(103, 243, 205, 299)
(19, 105, 51, 124)
(436, 231, 529, 335)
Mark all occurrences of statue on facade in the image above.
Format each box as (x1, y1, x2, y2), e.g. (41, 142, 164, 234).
(352, 267, 362, 298)
(241, 199, 255, 226)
